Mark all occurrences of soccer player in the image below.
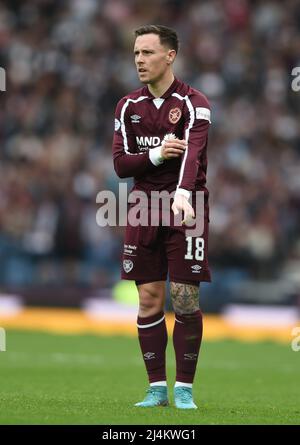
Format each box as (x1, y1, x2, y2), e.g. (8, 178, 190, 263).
(112, 25, 211, 409)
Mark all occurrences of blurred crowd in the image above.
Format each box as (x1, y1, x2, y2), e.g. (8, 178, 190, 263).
(0, 0, 299, 292)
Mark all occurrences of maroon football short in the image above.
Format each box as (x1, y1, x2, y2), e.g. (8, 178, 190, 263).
(121, 202, 211, 285)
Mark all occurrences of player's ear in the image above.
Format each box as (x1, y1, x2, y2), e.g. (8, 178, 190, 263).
(167, 49, 176, 64)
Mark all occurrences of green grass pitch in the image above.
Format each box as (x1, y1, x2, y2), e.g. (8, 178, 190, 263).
(0, 330, 299, 425)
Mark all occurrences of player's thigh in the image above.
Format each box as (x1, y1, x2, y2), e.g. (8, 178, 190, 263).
(121, 224, 168, 282)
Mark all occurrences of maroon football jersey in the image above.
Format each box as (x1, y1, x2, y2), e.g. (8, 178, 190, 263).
(112, 77, 211, 199)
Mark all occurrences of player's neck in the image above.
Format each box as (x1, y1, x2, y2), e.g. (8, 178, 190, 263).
(148, 72, 175, 98)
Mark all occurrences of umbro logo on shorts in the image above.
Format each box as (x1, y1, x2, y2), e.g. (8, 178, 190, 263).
(123, 259, 134, 273)
(191, 265, 202, 273)
(144, 352, 155, 360)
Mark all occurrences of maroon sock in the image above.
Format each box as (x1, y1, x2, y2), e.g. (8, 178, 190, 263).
(137, 311, 168, 384)
(173, 310, 203, 384)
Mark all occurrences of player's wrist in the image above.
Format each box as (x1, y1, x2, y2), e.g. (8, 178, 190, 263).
(149, 146, 164, 166)
(175, 188, 191, 200)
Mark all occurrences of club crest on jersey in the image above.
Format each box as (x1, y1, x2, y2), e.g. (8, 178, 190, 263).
(123, 259, 133, 273)
(169, 107, 181, 124)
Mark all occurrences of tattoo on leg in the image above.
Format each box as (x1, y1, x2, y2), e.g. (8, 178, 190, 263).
(170, 282, 199, 315)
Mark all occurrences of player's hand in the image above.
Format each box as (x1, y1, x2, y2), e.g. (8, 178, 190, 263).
(172, 192, 195, 225)
(161, 138, 187, 160)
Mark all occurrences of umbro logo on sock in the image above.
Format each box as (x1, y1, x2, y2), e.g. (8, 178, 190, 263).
(144, 352, 155, 360)
(184, 353, 198, 360)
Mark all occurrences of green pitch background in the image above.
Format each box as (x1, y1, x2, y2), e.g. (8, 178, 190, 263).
(0, 331, 299, 425)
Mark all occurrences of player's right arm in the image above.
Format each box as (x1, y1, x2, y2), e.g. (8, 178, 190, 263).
(113, 98, 186, 178)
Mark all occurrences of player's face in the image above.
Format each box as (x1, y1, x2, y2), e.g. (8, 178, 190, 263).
(134, 34, 174, 85)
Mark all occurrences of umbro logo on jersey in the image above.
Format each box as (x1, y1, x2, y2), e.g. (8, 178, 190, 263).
(130, 114, 141, 123)
(144, 352, 155, 360)
(191, 264, 202, 273)
(123, 259, 133, 273)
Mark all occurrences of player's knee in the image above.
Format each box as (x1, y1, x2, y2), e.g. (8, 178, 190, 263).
(138, 286, 164, 314)
(178, 303, 200, 315)
(172, 300, 200, 315)
(139, 299, 157, 313)
(139, 290, 159, 310)
(170, 281, 200, 315)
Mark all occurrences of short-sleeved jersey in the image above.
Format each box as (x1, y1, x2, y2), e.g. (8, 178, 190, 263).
(112, 77, 211, 199)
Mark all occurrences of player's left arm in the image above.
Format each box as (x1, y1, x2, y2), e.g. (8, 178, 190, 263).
(172, 94, 211, 223)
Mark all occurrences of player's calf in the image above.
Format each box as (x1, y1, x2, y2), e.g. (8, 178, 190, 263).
(170, 281, 203, 406)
